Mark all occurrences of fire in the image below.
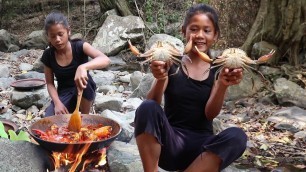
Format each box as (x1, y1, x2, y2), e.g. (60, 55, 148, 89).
(51, 144, 107, 172)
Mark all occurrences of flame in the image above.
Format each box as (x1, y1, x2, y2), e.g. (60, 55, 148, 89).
(96, 148, 107, 167)
(51, 144, 107, 172)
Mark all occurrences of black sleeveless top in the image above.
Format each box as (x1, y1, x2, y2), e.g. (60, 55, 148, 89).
(41, 40, 94, 92)
(164, 63, 217, 133)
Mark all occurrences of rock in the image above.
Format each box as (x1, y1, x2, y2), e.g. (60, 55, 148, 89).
(129, 73, 154, 99)
(274, 78, 306, 108)
(14, 71, 45, 80)
(0, 29, 20, 52)
(107, 141, 143, 172)
(146, 34, 184, 54)
(0, 64, 10, 77)
(130, 71, 144, 90)
(226, 71, 264, 101)
(267, 106, 306, 131)
(0, 138, 53, 172)
(92, 15, 145, 56)
(19, 63, 33, 71)
(95, 94, 124, 112)
(22, 30, 48, 50)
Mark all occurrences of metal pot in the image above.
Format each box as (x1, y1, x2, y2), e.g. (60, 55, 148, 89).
(28, 114, 121, 153)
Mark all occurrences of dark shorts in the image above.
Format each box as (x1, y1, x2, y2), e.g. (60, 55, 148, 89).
(44, 79, 96, 117)
(134, 100, 247, 171)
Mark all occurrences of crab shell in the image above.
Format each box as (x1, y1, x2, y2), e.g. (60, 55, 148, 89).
(128, 40, 183, 64)
(216, 48, 257, 68)
(146, 41, 182, 61)
(128, 40, 187, 75)
(195, 47, 274, 68)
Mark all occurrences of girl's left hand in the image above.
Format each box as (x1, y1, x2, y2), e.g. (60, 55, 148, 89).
(218, 67, 243, 86)
(75, 65, 88, 89)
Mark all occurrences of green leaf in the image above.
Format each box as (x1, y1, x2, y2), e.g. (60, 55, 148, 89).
(0, 121, 8, 139)
(8, 130, 18, 141)
(16, 131, 31, 142)
(8, 130, 31, 142)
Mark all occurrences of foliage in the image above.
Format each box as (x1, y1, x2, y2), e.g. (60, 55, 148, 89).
(0, 121, 30, 142)
(0, 122, 8, 138)
(139, 0, 193, 40)
(195, 0, 210, 4)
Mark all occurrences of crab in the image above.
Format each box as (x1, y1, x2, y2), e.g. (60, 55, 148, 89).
(195, 46, 275, 85)
(128, 40, 186, 75)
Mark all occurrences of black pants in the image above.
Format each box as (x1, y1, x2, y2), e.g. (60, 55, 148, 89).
(44, 80, 96, 117)
(134, 100, 247, 171)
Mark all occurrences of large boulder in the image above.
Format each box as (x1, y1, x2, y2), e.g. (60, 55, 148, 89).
(92, 15, 145, 56)
(22, 30, 48, 50)
(0, 29, 20, 52)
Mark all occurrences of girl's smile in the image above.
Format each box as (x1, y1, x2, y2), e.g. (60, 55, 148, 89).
(184, 14, 217, 54)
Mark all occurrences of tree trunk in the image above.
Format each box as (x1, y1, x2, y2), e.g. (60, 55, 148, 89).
(241, 0, 306, 66)
(97, 0, 132, 16)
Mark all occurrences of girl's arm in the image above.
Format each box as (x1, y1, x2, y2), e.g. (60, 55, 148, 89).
(205, 68, 243, 120)
(146, 61, 170, 104)
(44, 66, 69, 115)
(81, 42, 110, 70)
(75, 42, 111, 89)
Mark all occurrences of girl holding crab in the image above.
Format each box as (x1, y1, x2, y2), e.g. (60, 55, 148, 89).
(134, 3, 247, 172)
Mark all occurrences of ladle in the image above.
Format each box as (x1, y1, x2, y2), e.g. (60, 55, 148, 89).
(68, 89, 83, 132)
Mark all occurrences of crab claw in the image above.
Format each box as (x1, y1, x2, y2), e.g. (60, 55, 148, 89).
(32, 129, 48, 137)
(257, 49, 275, 63)
(127, 40, 140, 56)
(184, 34, 195, 54)
(195, 46, 212, 63)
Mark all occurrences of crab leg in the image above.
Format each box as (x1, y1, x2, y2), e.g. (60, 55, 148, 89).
(127, 40, 140, 56)
(139, 51, 154, 58)
(168, 48, 183, 57)
(212, 57, 226, 64)
(127, 40, 155, 58)
(169, 60, 181, 76)
(241, 57, 257, 65)
(138, 57, 154, 72)
(184, 34, 195, 54)
(195, 46, 213, 63)
(257, 49, 275, 63)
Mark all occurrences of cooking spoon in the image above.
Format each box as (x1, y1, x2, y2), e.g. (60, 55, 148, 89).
(68, 89, 83, 132)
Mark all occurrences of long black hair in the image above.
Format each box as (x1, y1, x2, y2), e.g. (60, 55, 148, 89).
(44, 11, 69, 35)
(44, 11, 82, 49)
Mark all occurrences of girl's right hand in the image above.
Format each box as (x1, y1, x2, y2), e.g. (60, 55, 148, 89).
(150, 60, 171, 80)
(54, 102, 69, 115)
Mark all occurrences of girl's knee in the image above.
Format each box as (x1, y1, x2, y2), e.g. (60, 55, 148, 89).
(224, 127, 247, 149)
(135, 100, 160, 118)
(134, 100, 165, 135)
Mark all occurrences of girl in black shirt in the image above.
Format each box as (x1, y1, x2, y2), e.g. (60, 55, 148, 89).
(134, 4, 247, 172)
(41, 12, 110, 117)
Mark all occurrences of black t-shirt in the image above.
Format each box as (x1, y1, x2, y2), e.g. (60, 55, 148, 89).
(41, 40, 92, 91)
(164, 64, 217, 133)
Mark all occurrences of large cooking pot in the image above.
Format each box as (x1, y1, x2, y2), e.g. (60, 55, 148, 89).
(28, 114, 121, 153)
